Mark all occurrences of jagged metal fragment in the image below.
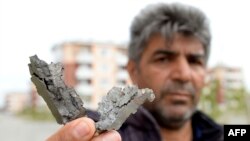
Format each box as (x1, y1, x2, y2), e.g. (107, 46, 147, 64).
(95, 85, 155, 132)
(28, 55, 155, 132)
(28, 55, 86, 124)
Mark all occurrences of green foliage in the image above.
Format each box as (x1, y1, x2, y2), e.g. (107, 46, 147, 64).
(17, 106, 55, 122)
(199, 79, 221, 118)
(199, 79, 249, 124)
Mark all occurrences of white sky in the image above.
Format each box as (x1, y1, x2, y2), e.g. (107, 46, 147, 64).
(1, 0, 250, 107)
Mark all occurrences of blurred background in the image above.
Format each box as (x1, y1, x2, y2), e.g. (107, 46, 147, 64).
(1, 0, 250, 140)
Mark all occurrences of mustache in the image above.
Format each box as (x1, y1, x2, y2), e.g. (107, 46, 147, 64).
(160, 81, 197, 98)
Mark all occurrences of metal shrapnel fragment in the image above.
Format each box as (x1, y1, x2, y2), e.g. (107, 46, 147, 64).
(28, 55, 155, 132)
(28, 55, 86, 124)
(95, 85, 155, 132)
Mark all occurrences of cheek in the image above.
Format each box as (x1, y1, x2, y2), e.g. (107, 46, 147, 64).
(138, 66, 167, 94)
(193, 69, 206, 91)
(193, 69, 206, 96)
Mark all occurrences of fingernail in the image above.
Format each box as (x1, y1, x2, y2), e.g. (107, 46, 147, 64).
(73, 121, 90, 139)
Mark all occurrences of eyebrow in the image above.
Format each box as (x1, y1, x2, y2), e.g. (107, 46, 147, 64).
(187, 53, 205, 60)
(153, 49, 205, 59)
(152, 49, 178, 56)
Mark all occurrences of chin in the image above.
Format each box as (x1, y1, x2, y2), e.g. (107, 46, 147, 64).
(168, 105, 192, 116)
(153, 105, 196, 129)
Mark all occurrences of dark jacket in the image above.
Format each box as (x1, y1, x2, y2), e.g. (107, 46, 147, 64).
(118, 107, 224, 141)
(87, 107, 224, 141)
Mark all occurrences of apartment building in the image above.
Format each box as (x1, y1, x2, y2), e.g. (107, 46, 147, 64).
(208, 65, 244, 89)
(4, 92, 28, 113)
(52, 41, 131, 109)
(206, 64, 244, 103)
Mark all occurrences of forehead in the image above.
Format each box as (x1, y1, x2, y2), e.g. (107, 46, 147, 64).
(144, 33, 204, 54)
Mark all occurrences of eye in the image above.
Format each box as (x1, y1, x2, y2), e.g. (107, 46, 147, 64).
(151, 50, 177, 64)
(154, 55, 175, 63)
(188, 56, 204, 66)
(155, 56, 168, 62)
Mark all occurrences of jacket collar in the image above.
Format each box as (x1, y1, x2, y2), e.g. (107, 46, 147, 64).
(126, 107, 223, 141)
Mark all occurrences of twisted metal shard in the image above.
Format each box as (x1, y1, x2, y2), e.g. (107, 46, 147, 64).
(28, 55, 86, 124)
(95, 85, 155, 132)
(28, 55, 155, 132)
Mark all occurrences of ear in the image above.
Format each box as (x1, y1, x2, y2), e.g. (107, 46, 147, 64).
(126, 60, 139, 84)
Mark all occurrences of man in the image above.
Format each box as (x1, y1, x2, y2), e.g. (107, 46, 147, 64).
(47, 3, 223, 141)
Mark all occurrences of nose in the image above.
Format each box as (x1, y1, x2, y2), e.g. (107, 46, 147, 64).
(171, 57, 192, 83)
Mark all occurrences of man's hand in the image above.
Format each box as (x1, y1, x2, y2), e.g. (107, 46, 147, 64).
(46, 117, 121, 141)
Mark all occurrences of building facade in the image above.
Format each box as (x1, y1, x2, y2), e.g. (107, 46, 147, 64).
(52, 41, 131, 109)
(4, 92, 28, 113)
(206, 64, 245, 103)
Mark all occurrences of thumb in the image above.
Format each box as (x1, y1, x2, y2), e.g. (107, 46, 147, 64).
(46, 117, 96, 141)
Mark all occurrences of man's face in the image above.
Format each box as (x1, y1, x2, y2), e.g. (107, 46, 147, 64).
(127, 33, 206, 128)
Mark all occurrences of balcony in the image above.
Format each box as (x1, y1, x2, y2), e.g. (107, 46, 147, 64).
(117, 70, 129, 80)
(115, 53, 128, 66)
(76, 52, 93, 63)
(76, 66, 93, 79)
(75, 83, 93, 96)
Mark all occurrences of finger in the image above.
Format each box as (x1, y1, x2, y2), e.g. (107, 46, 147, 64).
(91, 130, 121, 141)
(46, 117, 96, 141)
